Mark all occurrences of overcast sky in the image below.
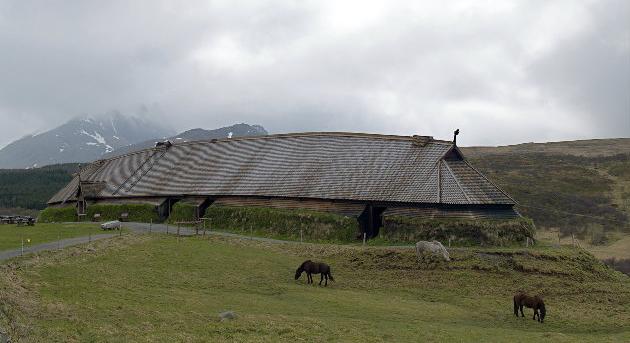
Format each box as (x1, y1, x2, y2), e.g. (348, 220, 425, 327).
(0, 0, 628, 148)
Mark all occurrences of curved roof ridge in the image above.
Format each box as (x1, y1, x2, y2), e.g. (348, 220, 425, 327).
(85, 131, 454, 165)
(48, 131, 514, 206)
(173, 131, 453, 146)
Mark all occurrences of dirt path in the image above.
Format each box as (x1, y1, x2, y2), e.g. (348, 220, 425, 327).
(0, 222, 418, 262)
(124, 222, 410, 247)
(0, 233, 116, 261)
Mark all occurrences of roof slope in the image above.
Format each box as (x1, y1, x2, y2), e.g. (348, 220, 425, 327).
(49, 132, 514, 205)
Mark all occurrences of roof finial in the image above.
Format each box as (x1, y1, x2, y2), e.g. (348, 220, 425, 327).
(453, 129, 460, 145)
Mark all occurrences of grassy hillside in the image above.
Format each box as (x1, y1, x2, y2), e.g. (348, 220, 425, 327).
(464, 138, 630, 158)
(462, 139, 630, 238)
(0, 163, 78, 211)
(1, 233, 628, 342)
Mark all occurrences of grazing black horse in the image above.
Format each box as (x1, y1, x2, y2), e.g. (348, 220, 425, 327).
(513, 292, 546, 323)
(295, 260, 335, 286)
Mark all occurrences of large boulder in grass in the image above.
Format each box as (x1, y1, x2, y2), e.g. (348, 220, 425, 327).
(219, 311, 237, 321)
(415, 240, 450, 261)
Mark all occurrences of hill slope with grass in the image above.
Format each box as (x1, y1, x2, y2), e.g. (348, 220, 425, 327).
(462, 138, 630, 238)
(1, 233, 628, 342)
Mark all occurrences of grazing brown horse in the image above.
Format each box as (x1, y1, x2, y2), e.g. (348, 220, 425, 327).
(513, 292, 546, 323)
(295, 260, 335, 286)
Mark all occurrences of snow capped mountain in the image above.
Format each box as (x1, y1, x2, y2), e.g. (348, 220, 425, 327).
(0, 111, 174, 169)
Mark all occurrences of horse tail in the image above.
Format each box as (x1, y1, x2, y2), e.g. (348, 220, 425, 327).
(513, 296, 518, 316)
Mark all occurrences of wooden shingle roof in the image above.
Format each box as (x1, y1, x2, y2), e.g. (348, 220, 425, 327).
(48, 132, 514, 205)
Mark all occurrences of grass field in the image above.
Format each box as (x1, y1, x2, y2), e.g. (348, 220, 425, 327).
(1, 233, 628, 342)
(536, 229, 630, 260)
(0, 223, 104, 251)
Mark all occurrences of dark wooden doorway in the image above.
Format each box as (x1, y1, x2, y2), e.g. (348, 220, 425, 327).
(358, 205, 386, 239)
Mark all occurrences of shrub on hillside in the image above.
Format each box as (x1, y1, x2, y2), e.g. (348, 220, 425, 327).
(39, 206, 76, 222)
(87, 203, 160, 222)
(380, 216, 535, 246)
(204, 206, 358, 242)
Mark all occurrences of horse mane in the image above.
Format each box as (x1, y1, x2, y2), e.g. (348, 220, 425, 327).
(300, 260, 312, 268)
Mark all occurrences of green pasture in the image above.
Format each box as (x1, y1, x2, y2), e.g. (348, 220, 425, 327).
(0, 223, 104, 251)
(1, 233, 628, 342)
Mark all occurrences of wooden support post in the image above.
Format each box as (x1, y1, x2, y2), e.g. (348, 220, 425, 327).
(363, 232, 366, 246)
(149, 219, 152, 234)
(368, 205, 374, 240)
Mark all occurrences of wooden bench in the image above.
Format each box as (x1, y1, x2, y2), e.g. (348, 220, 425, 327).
(92, 213, 101, 222)
(119, 212, 129, 222)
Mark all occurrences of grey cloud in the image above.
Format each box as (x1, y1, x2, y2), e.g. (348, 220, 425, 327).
(0, 0, 627, 148)
(527, 0, 630, 137)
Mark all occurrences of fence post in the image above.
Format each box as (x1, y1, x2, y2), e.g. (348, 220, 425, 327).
(166, 223, 169, 234)
(177, 224, 180, 238)
(363, 232, 366, 246)
(150, 219, 152, 234)
(58, 231, 61, 250)
(558, 230, 561, 246)
(300, 229, 303, 243)
(21, 237, 24, 256)
(448, 237, 452, 248)
(571, 232, 575, 247)
(89, 232, 92, 244)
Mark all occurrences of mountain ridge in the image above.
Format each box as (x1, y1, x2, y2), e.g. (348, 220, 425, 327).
(0, 113, 267, 168)
(0, 112, 174, 169)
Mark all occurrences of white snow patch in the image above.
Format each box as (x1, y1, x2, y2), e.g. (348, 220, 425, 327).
(80, 129, 114, 152)
(227, 132, 233, 139)
(113, 135, 120, 140)
(81, 129, 106, 144)
(59, 147, 65, 152)
(86, 142, 98, 146)
(175, 137, 183, 140)
(110, 117, 118, 135)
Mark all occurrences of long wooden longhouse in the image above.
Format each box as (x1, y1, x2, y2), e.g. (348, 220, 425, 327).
(48, 132, 519, 237)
